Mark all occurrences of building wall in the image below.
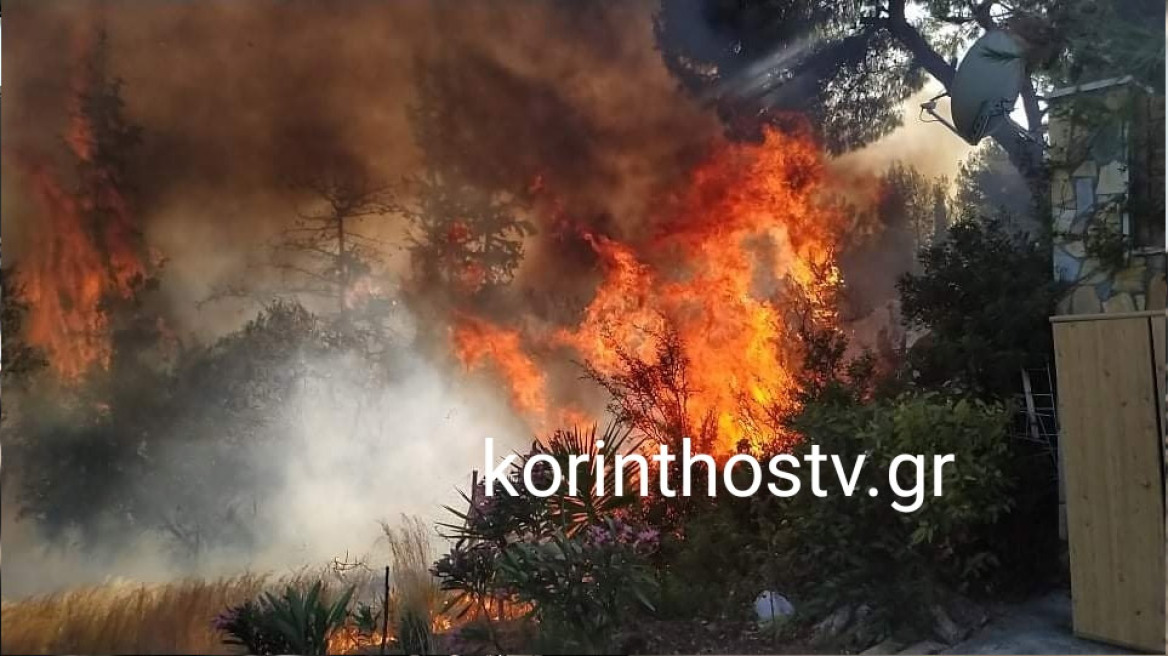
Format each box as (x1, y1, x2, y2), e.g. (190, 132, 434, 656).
(1050, 82, 1167, 315)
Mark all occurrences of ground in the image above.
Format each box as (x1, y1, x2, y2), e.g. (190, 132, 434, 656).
(943, 591, 1138, 655)
(637, 590, 1147, 655)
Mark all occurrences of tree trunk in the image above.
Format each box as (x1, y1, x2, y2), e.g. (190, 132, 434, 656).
(885, 0, 1050, 212)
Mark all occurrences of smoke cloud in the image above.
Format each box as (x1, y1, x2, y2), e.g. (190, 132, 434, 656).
(0, 0, 967, 597)
(2, 0, 726, 596)
(2, 0, 722, 335)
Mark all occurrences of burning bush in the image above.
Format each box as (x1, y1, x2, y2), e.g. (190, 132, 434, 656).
(445, 126, 858, 456)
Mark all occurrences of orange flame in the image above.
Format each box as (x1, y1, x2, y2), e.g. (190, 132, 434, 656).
(17, 36, 149, 382)
(451, 127, 850, 455)
(452, 316, 548, 416)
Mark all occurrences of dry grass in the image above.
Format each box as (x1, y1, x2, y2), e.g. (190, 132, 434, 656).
(0, 574, 271, 655)
(380, 515, 445, 652)
(0, 518, 450, 655)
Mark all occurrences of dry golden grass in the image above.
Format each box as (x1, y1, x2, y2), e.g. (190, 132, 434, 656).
(380, 515, 445, 652)
(0, 517, 450, 655)
(0, 574, 270, 655)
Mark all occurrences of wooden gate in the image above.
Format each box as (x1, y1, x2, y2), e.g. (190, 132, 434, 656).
(1051, 310, 1165, 653)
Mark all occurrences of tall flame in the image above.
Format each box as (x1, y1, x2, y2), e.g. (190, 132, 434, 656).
(452, 127, 850, 454)
(17, 36, 149, 382)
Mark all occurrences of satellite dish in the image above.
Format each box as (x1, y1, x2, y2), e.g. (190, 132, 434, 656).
(921, 30, 1027, 145)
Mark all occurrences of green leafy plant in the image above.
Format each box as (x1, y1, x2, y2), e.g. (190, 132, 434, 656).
(897, 218, 1058, 399)
(433, 422, 647, 646)
(214, 581, 354, 655)
(495, 519, 659, 653)
(755, 392, 1014, 637)
(653, 495, 762, 621)
(525, 424, 645, 535)
(397, 605, 433, 655)
(440, 423, 644, 545)
(431, 541, 503, 622)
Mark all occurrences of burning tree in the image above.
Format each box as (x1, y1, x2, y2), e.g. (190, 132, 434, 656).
(17, 30, 155, 382)
(441, 125, 858, 454)
(400, 170, 535, 308)
(583, 325, 718, 452)
(271, 171, 395, 329)
(399, 58, 537, 318)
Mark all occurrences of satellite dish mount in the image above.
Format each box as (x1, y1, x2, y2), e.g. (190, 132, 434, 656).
(920, 30, 1028, 146)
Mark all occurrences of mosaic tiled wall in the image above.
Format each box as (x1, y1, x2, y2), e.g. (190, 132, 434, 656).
(1050, 83, 1166, 315)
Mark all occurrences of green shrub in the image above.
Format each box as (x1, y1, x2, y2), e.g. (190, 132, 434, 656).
(433, 423, 651, 650)
(897, 218, 1058, 399)
(654, 495, 761, 620)
(397, 605, 433, 654)
(214, 581, 354, 655)
(495, 519, 659, 653)
(756, 392, 1014, 630)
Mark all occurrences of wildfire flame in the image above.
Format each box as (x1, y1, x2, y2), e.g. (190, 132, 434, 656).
(452, 127, 850, 455)
(17, 35, 150, 382)
(452, 316, 548, 416)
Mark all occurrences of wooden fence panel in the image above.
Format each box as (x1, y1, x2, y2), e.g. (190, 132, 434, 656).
(1153, 314, 1165, 430)
(1153, 313, 1166, 655)
(1052, 313, 1166, 653)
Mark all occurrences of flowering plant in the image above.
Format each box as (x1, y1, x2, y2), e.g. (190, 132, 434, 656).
(582, 518, 660, 554)
(495, 518, 659, 651)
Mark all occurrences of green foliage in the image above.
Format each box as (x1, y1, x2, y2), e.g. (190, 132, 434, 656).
(397, 605, 434, 655)
(655, 0, 926, 154)
(897, 218, 1063, 595)
(434, 424, 653, 649)
(897, 218, 1058, 399)
(757, 393, 1014, 630)
(495, 521, 659, 653)
(654, 496, 762, 620)
(440, 423, 643, 545)
(1042, 0, 1164, 90)
(431, 542, 502, 623)
(214, 599, 290, 655)
(654, 0, 1165, 204)
(533, 425, 645, 533)
(214, 582, 354, 656)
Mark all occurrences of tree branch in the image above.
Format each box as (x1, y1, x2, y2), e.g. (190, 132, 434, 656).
(972, 1, 996, 30)
(885, 0, 956, 88)
(881, 0, 1046, 192)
